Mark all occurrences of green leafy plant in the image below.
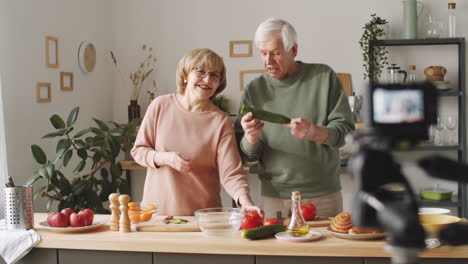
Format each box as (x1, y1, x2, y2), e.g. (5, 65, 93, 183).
(29, 107, 140, 213)
(211, 95, 230, 113)
(359, 14, 389, 80)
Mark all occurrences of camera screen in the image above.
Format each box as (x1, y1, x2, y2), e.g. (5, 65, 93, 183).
(373, 88, 424, 124)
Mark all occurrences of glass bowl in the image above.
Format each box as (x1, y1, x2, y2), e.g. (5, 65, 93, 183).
(128, 202, 158, 224)
(194, 207, 243, 236)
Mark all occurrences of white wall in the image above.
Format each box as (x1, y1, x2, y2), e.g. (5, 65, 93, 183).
(0, 0, 467, 213)
(0, 0, 114, 212)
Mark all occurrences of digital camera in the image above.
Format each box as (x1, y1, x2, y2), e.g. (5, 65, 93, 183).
(364, 82, 438, 143)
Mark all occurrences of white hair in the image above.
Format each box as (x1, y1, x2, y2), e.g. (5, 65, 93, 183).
(254, 18, 297, 52)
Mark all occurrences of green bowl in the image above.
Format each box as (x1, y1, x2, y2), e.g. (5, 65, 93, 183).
(420, 188, 452, 201)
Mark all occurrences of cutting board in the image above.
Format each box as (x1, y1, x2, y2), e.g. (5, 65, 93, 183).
(337, 73, 353, 96)
(283, 216, 332, 227)
(136, 216, 201, 232)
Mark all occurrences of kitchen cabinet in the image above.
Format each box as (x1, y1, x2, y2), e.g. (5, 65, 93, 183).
(9, 248, 468, 264)
(369, 38, 466, 217)
(13, 213, 467, 264)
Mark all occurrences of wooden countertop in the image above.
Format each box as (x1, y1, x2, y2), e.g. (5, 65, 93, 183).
(33, 213, 468, 259)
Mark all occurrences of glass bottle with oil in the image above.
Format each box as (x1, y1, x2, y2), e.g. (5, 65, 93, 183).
(287, 191, 310, 236)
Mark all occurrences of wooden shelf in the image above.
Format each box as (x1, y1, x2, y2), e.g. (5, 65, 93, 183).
(120, 160, 145, 170)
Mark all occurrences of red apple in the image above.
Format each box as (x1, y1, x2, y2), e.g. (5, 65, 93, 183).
(48, 212, 68, 227)
(47, 212, 59, 226)
(78, 209, 94, 226)
(60, 208, 74, 226)
(69, 213, 87, 227)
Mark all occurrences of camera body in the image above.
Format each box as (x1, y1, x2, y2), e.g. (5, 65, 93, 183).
(364, 81, 438, 144)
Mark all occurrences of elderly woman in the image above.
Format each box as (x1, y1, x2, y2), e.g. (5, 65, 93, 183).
(131, 48, 259, 216)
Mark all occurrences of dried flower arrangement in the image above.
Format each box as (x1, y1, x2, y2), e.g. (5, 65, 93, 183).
(110, 44, 157, 101)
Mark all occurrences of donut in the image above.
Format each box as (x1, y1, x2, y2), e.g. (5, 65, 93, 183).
(330, 212, 353, 233)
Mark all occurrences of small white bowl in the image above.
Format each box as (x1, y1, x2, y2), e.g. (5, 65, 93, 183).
(418, 207, 450, 215)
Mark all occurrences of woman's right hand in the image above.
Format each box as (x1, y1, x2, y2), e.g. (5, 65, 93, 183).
(240, 112, 264, 145)
(154, 152, 192, 173)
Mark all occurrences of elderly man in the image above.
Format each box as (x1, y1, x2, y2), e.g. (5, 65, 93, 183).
(236, 18, 354, 218)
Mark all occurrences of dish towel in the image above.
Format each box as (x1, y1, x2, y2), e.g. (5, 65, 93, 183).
(0, 219, 41, 264)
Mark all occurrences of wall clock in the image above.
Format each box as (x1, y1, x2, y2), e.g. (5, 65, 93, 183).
(78, 41, 96, 73)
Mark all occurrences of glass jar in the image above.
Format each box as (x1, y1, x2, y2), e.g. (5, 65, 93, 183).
(448, 3, 456, 37)
(408, 65, 417, 83)
(425, 15, 444, 38)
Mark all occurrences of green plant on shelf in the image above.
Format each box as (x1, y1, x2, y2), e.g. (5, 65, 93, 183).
(29, 106, 140, 213)
(359, 14, 389, 81)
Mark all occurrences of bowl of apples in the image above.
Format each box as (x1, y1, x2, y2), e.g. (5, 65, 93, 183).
(41, 208, 103, 233)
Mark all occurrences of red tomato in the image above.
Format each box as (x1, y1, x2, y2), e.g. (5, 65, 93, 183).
(242, 210, 263, 230)
(263, 218, 281, 226)
(300, 203, 317, 221)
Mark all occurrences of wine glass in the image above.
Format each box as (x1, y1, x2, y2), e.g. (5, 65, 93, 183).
(434, 116, 445, 145)
(445, 115, 458, 145)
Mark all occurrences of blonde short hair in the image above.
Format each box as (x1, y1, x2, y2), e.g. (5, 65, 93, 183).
(176, 48, 227, 97)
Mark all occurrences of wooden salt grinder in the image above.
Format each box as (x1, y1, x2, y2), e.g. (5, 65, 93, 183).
(108, 193, 120, 231)
(118, 194, 131, 232)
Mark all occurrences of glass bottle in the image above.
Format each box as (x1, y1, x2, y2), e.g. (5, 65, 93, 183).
(448, 3, 456, 37)
(408, 65, 417, 83)
(287, 191, 310, 236)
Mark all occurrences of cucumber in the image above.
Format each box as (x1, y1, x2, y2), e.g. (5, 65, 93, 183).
(241, 224, 286, 240)
(240, 105, 291, 124)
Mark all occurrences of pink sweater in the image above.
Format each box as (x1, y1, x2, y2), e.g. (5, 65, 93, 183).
(131, 94, 249, 216)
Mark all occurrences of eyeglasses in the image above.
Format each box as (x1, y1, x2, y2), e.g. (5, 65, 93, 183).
(194, 68, 221, 82)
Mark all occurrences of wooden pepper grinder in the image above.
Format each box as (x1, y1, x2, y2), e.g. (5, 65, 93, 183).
(118, 194, 131, 232)
(108, 193, 120, 231)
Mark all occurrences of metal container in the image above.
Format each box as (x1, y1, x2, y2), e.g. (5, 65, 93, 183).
(420, 186, 452, 201)
(4, 185, 34, 230)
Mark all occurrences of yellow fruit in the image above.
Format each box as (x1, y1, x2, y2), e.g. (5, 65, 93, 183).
(140, 212, 153, 222)
(129, 213, 140, 223)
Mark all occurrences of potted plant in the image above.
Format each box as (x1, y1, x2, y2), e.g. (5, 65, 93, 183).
(359, 14, 389, 81)
(211, 95, 230, 113)
(28, 107, 140, 213)
(110, 44, 157, 121)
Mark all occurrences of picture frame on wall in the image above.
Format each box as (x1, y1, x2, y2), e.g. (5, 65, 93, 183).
(229, 40, 252, 58)
(60, 72, 74, 91)
(46, 36, 59, 68)
(239, 70, 265, 91)
(36, 82, 51, 103)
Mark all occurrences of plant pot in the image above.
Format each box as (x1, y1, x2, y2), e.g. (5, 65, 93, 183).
(128, 100, 141, 122)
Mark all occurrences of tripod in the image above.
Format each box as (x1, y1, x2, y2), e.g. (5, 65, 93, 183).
(348, 133, 468, 264)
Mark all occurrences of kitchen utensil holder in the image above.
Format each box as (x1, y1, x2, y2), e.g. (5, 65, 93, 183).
(4, 185, 34, 230)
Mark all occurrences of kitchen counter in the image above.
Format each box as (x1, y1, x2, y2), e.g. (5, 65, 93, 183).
(20, 213, 468, 264)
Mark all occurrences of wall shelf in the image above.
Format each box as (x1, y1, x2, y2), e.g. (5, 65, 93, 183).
(370, 37, 466, 217)
(120, 160, 145, 170)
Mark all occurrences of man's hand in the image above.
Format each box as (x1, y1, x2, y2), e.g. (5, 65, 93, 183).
(284, 118, 328, 142)
(154, 152, 192, 173)
(240, 112, 264, 145)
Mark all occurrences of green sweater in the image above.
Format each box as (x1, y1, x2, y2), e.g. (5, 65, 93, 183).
(235, 62, 354, 199)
